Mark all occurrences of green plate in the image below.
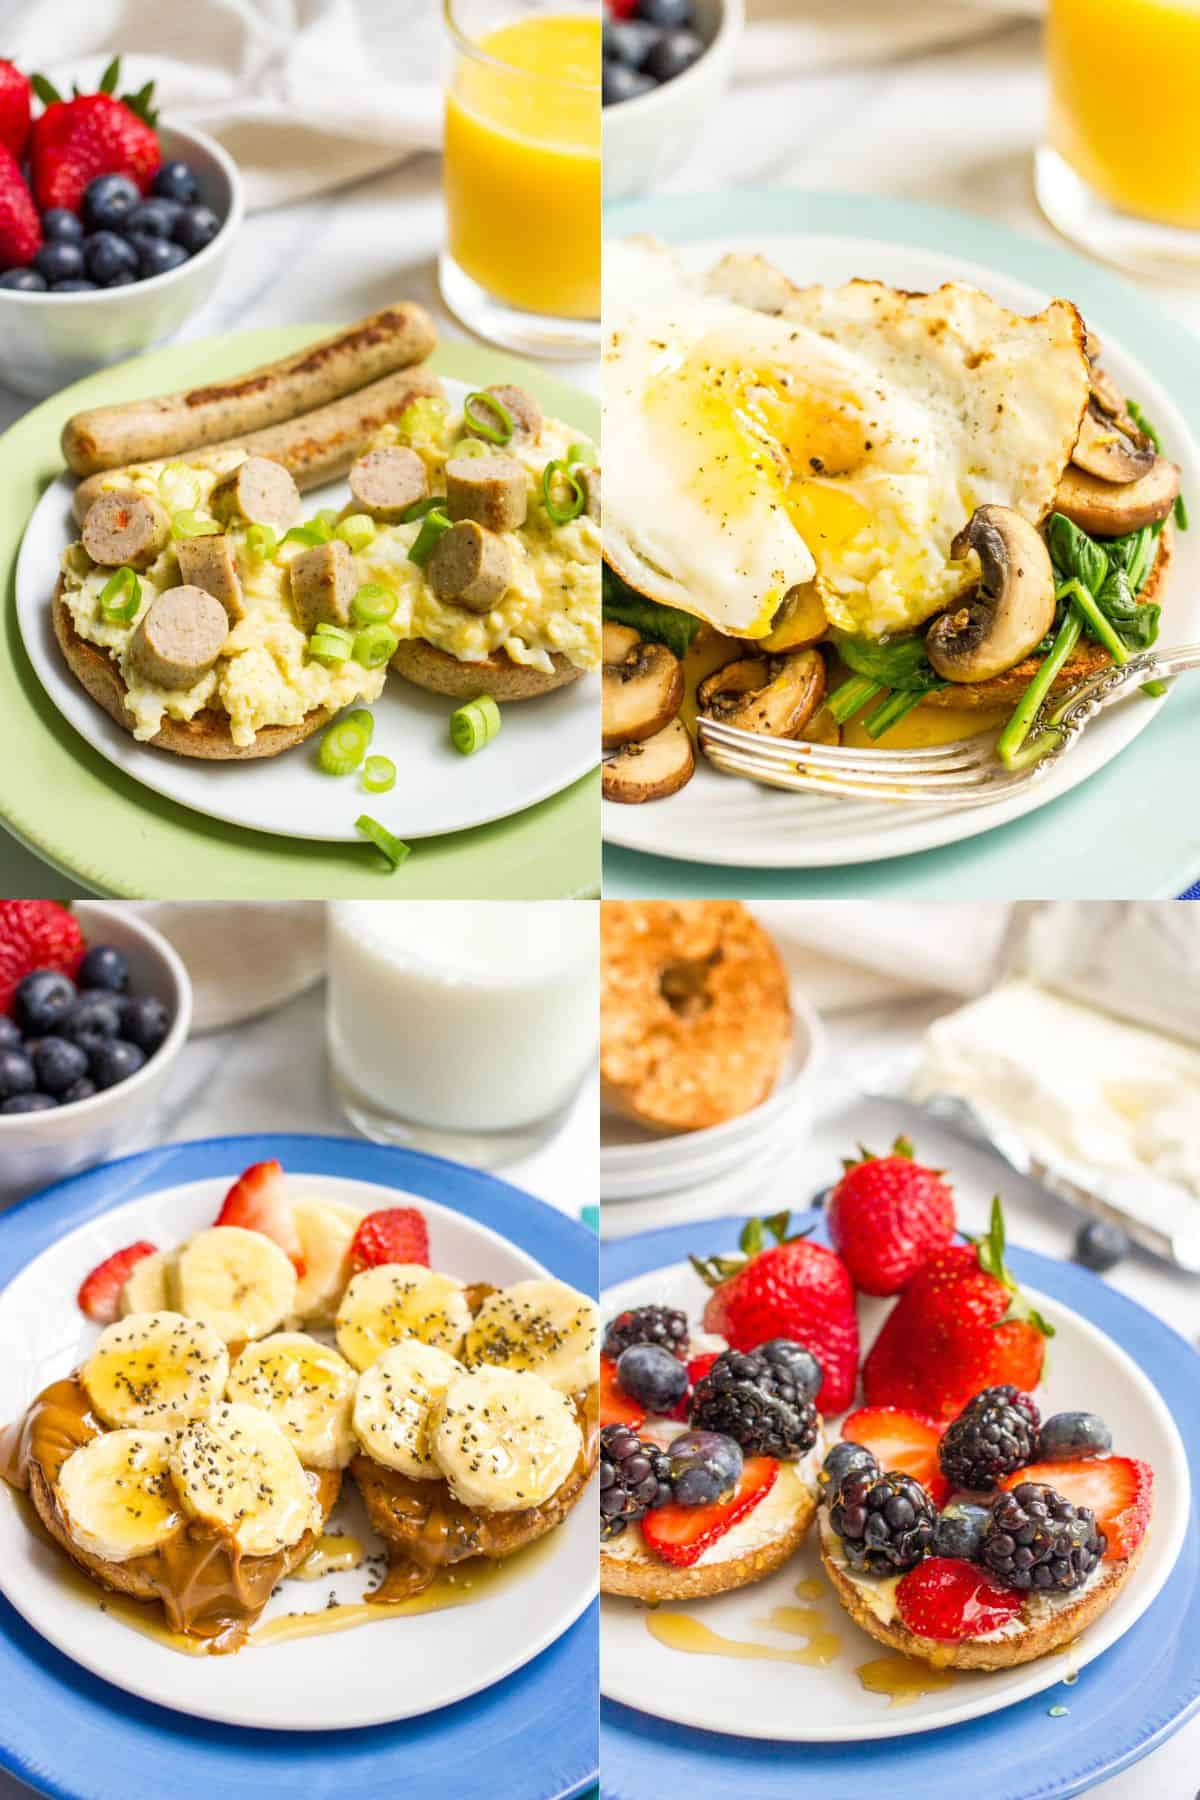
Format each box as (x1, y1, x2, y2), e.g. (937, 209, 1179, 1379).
(0, 330, 599, 898)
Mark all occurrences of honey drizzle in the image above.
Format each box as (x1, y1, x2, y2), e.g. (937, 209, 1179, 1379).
(855, 1654, 956, 1705)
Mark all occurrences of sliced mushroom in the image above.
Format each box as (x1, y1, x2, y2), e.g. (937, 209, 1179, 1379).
(1089, 362, 1132, 424)
(800, 705, 840, 746)
(602, 626, 684, 749)
(696, 648, 825, 738)
(1072, 403, 1156, 484)
(602, 719, 695, 803)
(926, 505, 1056, 684)
(1054, 459, 1180, 536)
(759, 581, 828, 652)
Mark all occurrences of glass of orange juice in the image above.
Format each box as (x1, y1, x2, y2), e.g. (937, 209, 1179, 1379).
(442, 0, 601, 356)
(1037, 0, 1200, 276)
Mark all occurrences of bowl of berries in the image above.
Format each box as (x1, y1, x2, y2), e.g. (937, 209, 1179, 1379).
(0, 57, 243, 398)
(603, 0, 743, 201)
(0, 900, 191, 1203)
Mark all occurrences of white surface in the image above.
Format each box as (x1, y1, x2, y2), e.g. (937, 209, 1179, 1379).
(600, 1256, 1189, 1741)
(17, 375, 597, 844)
(0, 1171, 595, 1730)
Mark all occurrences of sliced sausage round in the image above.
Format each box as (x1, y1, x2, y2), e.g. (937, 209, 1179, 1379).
(348, 446, 428, 521)
(444, 454, 527, 534)
(465, 384, 543, 446)
(210, 456, 303, 531)
(128, 586, 229, 690)
(579, 464, 600, 523)
(81, 491, 170, 570)
(426, 521, 513, 614)
(175, 534, 245, 624)
(289, 537, 355, 633)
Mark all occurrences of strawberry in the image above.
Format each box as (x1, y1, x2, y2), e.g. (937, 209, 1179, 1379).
(668, 1351, 719, 1422)
(600, 1356, 645, 1429)
(77, 1241, 158, 1323)
(0, 61, 31, 161)
(896, 1557, 1023, 1641)
(30, 58, 160, 213)
(349, 1206, 430, 1272)
(0, 142, 39, 270)
(1001, 1457, 1153, 1562)
(828, 1137, 956, 1296)
(841, 1405, 950, 1508)
(863, 1198, 1052, 1421)
(215, 1159, 304, 1273)
(693, 1214, 859, 1413)
(640, 1456, 777, 1567)
(0, 900, 84, 1014)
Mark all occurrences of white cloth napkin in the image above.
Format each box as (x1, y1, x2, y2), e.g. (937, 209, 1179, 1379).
(0, 0, 443, 211)
(738, 0, 1038, 82)
(750, 901, 1014, 1012)
(129, 903, 327, 1031)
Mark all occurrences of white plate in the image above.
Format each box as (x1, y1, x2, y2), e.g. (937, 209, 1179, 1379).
(600, 1256, 1190, 1741)
(17, 376, 597, 844)
(602, 232, 1200, 869)
(0, 1173, 596, 1731)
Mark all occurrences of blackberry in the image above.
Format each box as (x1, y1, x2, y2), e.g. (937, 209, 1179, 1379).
(603, 1304, 688, 1361)
(939, 1398, 1035, 1492)
(981, 1482, 1106, 1592)
(964, 1385, 1041, 1433)
(689, 1345, 818, 1459)
(600, 1424, 672, 1540)
(831, 1470, 936, 1575)
(819, 1440, 879, 1496)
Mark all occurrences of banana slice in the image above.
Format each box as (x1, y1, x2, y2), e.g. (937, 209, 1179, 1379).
(336, 1264, 471, 1372)
(171, 1226, 297, 1343)
(119, 1250, 173, 1317)
(82, 1311, 229, 1431)
(57, 1429, 182, 1562)
(352, 1341, 463, 1479)
(170, 1401, 321, 1557)
(463, 1279, 600, 1396)
(292, 1199, 363, 1326)
(226, 1333, 357, 1470)
(430, 1366, 582, 1514)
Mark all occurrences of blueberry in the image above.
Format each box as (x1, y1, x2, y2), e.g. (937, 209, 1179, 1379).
(1074, 1218, 1130, 1273)
(1, 1093, 56, 1114)
(616, 1342, 688, 1412)
(643, 27, 705, 83)
(32, 1035, 89, 1096)
(83, 230, 139, 286)
(32, 240, 85, 285)
(757, 1338, 823, 1401)
(82, 173, 140, 233)
(0, 268, 47, 291)
(124, 198, 182, 239)
(151, 160, 199, 205)
(635, 0, 692, 26)
(14, 969, 76, 1035)
(171, 205, 220, 255)
(60, 1076, 97, 1105)
(604, 20, 661, 67)
(820, 1440, 879, 1494)
(104, 269, 137, 287)
(63, 993, 124, 1049)
(50, 280, 98, 292)
(132, 233, 189, 278)
(602, 60, 655, 104)
(1038, 1411, 1112, 1461)
(42, 209, 83, 243)
(78, 944, 130, 994)
(932, 1501, 991, 1561)
(666, 1429, 743, 1506)
(89, 1038, 146, 1090)
(0, 1015, 20, 1048)
(119, 993, 170, 1054)
(0, 1047, 35, 1100)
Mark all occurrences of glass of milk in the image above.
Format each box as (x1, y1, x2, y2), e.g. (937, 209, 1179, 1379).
(327, 901, 597, 1165)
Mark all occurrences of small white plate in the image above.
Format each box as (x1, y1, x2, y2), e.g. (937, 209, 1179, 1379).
(17, 375, 597, 844)
(600, 1257, 1189, 1741)
(0, 1173, 596, 1731)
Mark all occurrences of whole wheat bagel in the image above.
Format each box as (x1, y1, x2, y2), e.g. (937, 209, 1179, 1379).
(389, 637, 583, 701)
(601, 1476, 818, 1600)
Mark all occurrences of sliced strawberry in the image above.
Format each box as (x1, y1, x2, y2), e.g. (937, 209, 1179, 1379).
(349, 1206, 430, 1272)
(841, 1405, 950, 1508)
(641, 1456, 778, 1567)
(215, 1159, 304, 1273)
(668, 1352, 719, 1422)
(600, 1356, 645, 1429)
(896, 1557, 1023, 1641)
(77, 1241, 157, 1323)
(1001, 1457, 1153, 1561)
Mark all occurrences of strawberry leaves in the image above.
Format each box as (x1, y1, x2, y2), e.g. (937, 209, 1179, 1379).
(975, 1197, 1055, 1340)
(689, 1211, 811, 1289)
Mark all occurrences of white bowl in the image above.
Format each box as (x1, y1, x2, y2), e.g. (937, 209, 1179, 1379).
(0, 122, 244, 399)
(604, 0, 744, 201)
(0, 902, 192, 1205)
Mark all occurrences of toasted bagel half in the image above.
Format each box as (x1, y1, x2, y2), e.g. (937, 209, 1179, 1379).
(601, 1473, 818, 1601)
(389, 637, 583, 701)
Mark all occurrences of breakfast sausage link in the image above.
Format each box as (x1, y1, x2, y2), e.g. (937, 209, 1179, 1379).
(71, 369, 445, 526)
(81, 492, 170, 569)
(62, 302, 438, 476)
(427, 521, 513, 613)
(175, 535, 245, 624)
(128, 586, 229, 690)
(289, 538, 355, 633)
(445, 454, 527, 534)
(348, 447, 428, 521)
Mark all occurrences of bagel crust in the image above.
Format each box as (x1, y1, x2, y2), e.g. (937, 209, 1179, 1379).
(601, 1478, 817, 1601)
(389, 636, 583, 701)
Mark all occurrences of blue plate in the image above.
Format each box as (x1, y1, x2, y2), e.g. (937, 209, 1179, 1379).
(0, 1133, 599, 1800)
(600, 1214, 1200, 1800)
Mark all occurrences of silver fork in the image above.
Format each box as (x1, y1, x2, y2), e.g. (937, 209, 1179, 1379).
(697, 644, 1200, 806)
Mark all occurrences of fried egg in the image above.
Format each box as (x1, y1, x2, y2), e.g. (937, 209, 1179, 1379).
(603, 239, 1090, 641)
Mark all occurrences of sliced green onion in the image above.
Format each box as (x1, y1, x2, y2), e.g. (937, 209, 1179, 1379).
(313, 509, 340, 536)
(353, 624, 399, 668)
(98, 566, 140, 622)
(362, 754, 396, 793)
(463, 389, 514, 446)
(356, 814, 411, 868)
(351, 583, 397, 626)
(541, 459, 585, 525)
(450, 693, 501, 755)
(244, 524, 278, 561)
(567, 439, 597, 466)
(1175, 493, 1189, 532)
(171, 509, 220, 539)
(344, 708, 375, 744)
(409, 509, 451, 567)
(309, 625, 355, 664)
(283, 523, 330, 548)
(450, 437, 490, 461)
(402, 495, 446, 525)
(318, 716, 370, 775)
(336, 512, 377, 551)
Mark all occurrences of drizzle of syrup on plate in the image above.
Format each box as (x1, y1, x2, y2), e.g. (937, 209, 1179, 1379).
(856, 1653, 956, 1706)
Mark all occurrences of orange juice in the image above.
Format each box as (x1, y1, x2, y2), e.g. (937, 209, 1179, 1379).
(1047, 0, 1200, 229)
(444, 13, 601, 319)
